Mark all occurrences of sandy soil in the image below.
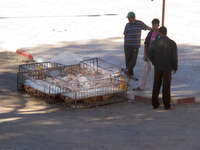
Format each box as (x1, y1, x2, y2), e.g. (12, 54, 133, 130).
(1, 52, 200, 150)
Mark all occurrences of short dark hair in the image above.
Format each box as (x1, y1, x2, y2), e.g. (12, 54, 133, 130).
(152, 18, 160, 25)
(158, 26, 167, 35)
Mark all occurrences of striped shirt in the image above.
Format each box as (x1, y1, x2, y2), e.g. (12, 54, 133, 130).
(124, 20, 148, 47)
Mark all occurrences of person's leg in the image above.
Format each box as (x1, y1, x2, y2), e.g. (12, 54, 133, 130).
(140, 59, 152, 90)
(124, 45, 129, 70)
(162, 71, 172, 109)
(152, 69, 163, 108)
(128, 48, 139, 76)
(124, 46, 133, 75)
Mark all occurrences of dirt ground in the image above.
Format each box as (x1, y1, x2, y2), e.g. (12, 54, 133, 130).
(1, 52, 200, 150)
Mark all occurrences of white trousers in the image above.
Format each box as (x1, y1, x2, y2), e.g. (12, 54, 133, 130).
(140, 59, 154, 90)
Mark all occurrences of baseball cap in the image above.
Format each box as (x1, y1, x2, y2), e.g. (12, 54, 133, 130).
(127, 12, 135, 18)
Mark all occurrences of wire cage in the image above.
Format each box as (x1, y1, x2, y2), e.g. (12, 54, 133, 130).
(80, 58, 121, 78)
(18, 61, 63, 72)
(17, 62, 63, 90)
(60, 77, 127, 108)
(18, 58, 128, 107)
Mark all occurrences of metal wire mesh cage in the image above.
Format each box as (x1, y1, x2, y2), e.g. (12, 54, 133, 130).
(18, 58, 128, 107)
(17, 62, 63, 90)
(80, 58, 121, 78)
(18, 61, 63, 72)
(61, 77, 127, 99)
(58, 59, 126, 100)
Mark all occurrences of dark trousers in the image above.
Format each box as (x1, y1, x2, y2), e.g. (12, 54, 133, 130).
(124, 45, 139, 76)
(152, 68, 172, 108)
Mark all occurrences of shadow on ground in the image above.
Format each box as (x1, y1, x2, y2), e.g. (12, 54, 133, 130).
(1, 40, 200, 150)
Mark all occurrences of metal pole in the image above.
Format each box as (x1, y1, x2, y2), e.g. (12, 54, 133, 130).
(162, 0, 166, 26)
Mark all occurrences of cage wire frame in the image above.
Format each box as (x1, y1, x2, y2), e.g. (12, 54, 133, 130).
(80, 57, 121, 78)
(17, 61, 64, 90)
(17, 58, 128, 107)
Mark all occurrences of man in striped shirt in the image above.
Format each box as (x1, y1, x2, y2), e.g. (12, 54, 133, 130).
(124, 11, 151, 80)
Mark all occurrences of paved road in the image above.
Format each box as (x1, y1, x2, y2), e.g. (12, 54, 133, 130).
(1, 52, 200, 150)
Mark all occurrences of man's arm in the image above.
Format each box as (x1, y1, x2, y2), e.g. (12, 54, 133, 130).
(148, 46, 154, 63)
(143, 47, 148, 61)
(143, 32, 151, 61)
(171, 41, 178, 72)
(141, 21, 152, 31)
(144, 31, 153, 60)
(146, 26, 152, 30)
(144, 31, 152, 48)
(123, 24, 128, 35)
(148, 41, 157, 65)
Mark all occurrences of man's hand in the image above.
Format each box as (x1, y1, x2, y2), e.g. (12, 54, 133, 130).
(172, 70, 177, 74)
(147, 26, 152, 30)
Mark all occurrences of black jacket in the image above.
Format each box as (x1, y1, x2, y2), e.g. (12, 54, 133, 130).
(144, 30, 159, 58)
(149, 36, 178, 71)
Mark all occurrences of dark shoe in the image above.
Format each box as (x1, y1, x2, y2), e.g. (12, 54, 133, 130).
(132, 87, 144, 91)
(164, 106, 171, 110)
(153, 106, 160, 109)
(121, 69, 138, 81)
(129, 75, 139, 81)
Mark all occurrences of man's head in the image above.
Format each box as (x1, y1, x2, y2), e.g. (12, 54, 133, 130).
(127, 12, 135, 23)
(158, 26, 167, 37)
(152, 18, 160, 31)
